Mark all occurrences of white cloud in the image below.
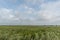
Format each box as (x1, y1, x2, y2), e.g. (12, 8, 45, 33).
(38, 0, 60, 22)
(1, 0, 60, 25)
(14, 0, 60, 24)
(17, 4, 34, 14)
(0, 8, 19, 21)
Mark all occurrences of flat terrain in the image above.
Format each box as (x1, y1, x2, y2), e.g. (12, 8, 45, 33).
(0, 25, 60, 40)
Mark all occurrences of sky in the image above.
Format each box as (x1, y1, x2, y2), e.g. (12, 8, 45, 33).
(0, 0, 60, 25)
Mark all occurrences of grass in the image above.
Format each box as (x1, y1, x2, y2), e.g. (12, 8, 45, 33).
(0, 25, 59, 40)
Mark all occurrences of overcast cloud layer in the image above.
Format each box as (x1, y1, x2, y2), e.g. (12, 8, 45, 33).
(0, 0, 60, 25)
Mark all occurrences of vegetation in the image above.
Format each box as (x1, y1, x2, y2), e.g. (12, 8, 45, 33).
(0, 25, 59, 40)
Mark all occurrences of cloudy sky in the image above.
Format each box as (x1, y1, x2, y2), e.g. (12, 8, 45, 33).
(0, 0, 60, 25)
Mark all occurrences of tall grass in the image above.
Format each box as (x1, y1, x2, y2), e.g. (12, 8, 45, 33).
(0, 25, 59, 40)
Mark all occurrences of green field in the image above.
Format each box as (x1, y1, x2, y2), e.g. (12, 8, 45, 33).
(0, 25, 60, 40)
